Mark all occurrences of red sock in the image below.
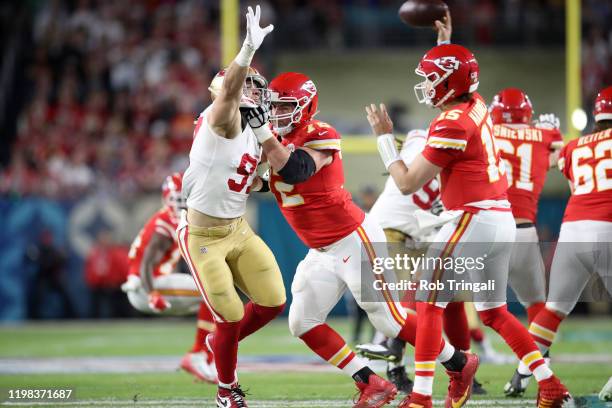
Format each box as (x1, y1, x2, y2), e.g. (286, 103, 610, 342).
(400, 287, 417, 313)
(213, 321, 240, 386)
(528, 307, 564, 354)
(191, 303, 215, 353)
(299, 324, 364, 375)
(398, 310, 449, 353)
(470, 328, 484, 343)
(479, 305, 546, 369)
(413, 302, 444, 395)
(526, 302, 545, 325)
(238, 302, 285, 341)
(443, 302, 470, 351)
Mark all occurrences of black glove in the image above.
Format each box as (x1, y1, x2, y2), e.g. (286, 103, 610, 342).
(242, 104, 270, 129)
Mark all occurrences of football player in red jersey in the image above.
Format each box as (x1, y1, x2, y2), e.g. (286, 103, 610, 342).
(365, 45, 570, 408)
(509, 86, 612, 396)
(241, 72, 476, 408)
(489, 88, 566, 396)
(123, 173, 217, 384)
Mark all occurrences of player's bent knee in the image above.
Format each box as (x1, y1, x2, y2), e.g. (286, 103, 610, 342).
(544, 302, 571, 318)
(209, 294, 244, 322)
(288, 305, 319, 337)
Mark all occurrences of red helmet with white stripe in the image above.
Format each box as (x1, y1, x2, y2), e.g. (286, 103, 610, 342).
(209, 67, 270, 108)
(489, 88, 533, 125)
(162, 173, 185, 218)
(414, 44, 479, 108)
(593, 86, 612, 122)
(269, 72, 319, 136)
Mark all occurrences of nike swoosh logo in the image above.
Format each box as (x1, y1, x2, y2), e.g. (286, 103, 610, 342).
(342, 256, 351, 263)
(217, 396, 230, 408)
(434, 125, 446, 131)
(318, 131, 328, 136)
(452, 385, 470, 408)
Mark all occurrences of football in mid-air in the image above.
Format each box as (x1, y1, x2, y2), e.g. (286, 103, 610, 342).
(398, 0, 449, 27)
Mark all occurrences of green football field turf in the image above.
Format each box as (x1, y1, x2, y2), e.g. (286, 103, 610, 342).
(0, 317, 611, 407)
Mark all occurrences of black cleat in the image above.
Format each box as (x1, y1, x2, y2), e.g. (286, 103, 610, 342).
(387, 366, 413, 394)
(472, 377, 487, 395)
(504, 369, 532, 397)
(356, 343, 398, 362)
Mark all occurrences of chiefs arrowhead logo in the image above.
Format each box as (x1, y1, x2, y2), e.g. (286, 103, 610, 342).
(434, 56, 460, 71)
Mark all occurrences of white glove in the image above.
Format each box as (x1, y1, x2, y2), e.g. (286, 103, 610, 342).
(535, 113, 560, 130)
(235, 5, 274, 66)
(245, 5, 274, 51)
(121, 275, 142, 293)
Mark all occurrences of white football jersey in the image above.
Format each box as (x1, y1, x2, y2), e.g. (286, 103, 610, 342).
(369, 130, 440, 239)
(182, 106, 261, 218)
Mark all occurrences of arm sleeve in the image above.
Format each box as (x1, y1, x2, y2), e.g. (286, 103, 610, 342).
(277, 149, 317, 184)
(421, 120, 467, 169)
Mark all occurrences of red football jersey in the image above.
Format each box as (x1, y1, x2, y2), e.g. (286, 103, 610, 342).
(494, 124, 564, 222)
(269, 119, 365, 248)
(422, 93, 508, 211)
(558, 128, 612, 222)
(128, 207, 181, 277)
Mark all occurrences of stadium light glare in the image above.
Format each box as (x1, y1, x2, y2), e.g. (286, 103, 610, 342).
(571, 108, 587, 132)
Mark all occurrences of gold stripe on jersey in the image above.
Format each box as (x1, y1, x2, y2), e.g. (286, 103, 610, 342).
(428, 137, 467, 151)
(303, 139, 342, 151)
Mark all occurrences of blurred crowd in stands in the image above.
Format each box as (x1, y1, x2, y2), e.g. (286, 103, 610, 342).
(0, 0, 610, 199)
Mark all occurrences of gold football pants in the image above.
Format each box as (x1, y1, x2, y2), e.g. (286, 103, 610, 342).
(178, 217, 286, 322)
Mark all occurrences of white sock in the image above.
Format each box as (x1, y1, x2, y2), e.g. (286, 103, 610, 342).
(413, 375, 434, 396)
(342, 355, 367, 378)
(437, 341, 455, 363)
(533, 363, 553, 382)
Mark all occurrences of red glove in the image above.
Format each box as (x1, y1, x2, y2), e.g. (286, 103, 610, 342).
(148, 291, 171, 313)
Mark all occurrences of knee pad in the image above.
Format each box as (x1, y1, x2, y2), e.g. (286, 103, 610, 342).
(288, 303, 320, 337)
(210, 293, 244, 322)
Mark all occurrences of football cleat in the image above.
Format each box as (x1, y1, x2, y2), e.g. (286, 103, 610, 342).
(504, 369, 532, 397)
(353, 374, 397, 408)
(180, 352, 217, 384)
(387, 366, 413, 394)
(398, 392, 433, 408)
(599, 376, 612, 401)
(217, 384, 248, 408)
(536, 376, 571, 408)
(356, 343, 399, 363)
(445, 353, 479, 408)
(472, 377, 487, 395)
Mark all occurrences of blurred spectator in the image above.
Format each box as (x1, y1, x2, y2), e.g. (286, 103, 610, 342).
(24, 229, 75, 319)
(84, 229, 131, 318)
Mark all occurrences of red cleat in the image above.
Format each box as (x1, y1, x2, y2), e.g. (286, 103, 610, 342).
(537, 376, 571, 408)
(216, 384, 248, 408)
(398, 392, 433, 408)
(353, 374, 397, 408)
(445, 353, 479, 408)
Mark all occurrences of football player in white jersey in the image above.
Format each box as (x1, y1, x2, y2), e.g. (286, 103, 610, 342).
(176, 6, 286, 408)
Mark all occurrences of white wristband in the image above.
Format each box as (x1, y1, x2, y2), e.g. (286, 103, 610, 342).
(437, 40, 451, 45)
(253, 125, 274, 144)
(377, 133, 401, 169)
(235, 42, 255, 67)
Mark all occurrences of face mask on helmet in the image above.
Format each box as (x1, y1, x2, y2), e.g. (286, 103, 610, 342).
(270, 99, 302, 136)
(414, 69, 444, 107)
(241, 75, 272, 109)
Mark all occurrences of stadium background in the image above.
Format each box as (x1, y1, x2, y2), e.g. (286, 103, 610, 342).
(0, 0, 610, 323)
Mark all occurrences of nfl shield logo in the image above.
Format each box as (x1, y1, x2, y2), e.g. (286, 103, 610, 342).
(200, 246, 208, 254)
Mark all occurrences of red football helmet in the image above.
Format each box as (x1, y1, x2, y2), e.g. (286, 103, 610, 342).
(593, 86, 612, 122)
(208, 67, 270, 108)
(414, 44, 479, 107)
(162, 173, 185, 218)
(489, 88, 533, 125)
(269, 72, 319, 136)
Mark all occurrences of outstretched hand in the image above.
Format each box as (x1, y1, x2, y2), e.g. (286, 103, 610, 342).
(435, 10, 452, 44)
(244, 5, 274, 51)
(365, 103, 394, 136)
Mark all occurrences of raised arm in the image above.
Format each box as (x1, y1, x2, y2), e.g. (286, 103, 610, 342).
(366, 103, 441, 194)
(208, 5, 273, 138)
